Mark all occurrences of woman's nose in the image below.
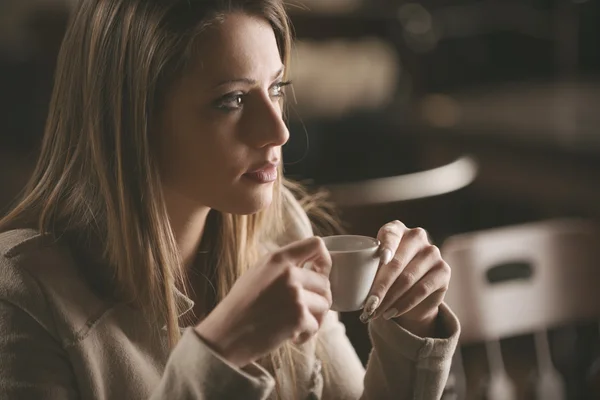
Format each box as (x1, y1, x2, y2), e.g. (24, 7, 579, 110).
(243, 95, 290, 148)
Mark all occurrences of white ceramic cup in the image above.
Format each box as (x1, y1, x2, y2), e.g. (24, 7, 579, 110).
(322, 235, 381, 312)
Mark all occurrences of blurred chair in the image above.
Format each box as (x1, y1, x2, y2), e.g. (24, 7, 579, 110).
(441, 219, 600, 400)
(324, 155, 478, 207)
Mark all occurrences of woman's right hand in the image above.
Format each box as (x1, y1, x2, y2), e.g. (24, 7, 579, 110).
(194, 236, 333, 367)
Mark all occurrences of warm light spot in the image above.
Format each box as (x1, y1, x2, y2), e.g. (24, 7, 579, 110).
(419, 94, 461, 128)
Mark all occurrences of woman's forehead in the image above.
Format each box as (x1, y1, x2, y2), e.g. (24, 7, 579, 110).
(186, 12, 284, 88)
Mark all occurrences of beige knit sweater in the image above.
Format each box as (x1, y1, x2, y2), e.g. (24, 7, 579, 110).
(0, 191, 460, 399)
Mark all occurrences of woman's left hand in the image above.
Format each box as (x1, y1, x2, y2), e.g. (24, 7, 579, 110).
(359, 220, 451, 337)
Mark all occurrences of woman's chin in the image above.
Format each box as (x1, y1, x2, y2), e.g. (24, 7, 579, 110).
(224, 189, 274, 216)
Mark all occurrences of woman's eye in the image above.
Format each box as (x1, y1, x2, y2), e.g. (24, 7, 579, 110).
(216, 82, 291, 111)
(216, 93, 244, 111)
(270, 85, 283, 97)
(270, 81, 292, 98)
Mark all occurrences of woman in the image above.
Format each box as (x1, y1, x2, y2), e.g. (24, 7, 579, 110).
(0, 0, 460, 399)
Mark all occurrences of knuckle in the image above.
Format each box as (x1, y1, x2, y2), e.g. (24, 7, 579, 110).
(424, 244, 441, 259)
(439, 260, 451, 274)
(412, 227, 428, 241)
(405, 228, 418, 240)
(435, 260, 451, 278)
(387, 258, 405, 273)
(379, 220, 405, 236)
(314, 236, 326, 250)
(378, 225, 396, 237)
(419, 281, 434, 297)
(391, 220, 405, 229)
(405, 227, 428, 244)
(308, 236, 323, 248)
(269, 252, 286, 265)
(399, 271, 417, 288)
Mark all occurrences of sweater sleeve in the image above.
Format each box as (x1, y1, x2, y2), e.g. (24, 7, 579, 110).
(0, 301, 277, 400)
(0, 300, 80, 400)
(150, 328, 275, 400)
(318, 304, 460, 400)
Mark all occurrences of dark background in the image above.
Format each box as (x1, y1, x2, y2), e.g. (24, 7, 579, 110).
(1, 1, 600, 399)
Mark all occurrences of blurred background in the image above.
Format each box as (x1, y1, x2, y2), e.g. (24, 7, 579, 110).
(1, 0, 600, 399)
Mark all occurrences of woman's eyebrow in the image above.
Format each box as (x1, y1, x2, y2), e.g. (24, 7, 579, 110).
(213, 66, 284, 88)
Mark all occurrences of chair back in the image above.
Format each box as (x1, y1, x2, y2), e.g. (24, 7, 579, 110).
(442, 219, 600, 343)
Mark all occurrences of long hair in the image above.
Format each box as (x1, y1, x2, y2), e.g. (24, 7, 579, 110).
(0, 0, 338, 397)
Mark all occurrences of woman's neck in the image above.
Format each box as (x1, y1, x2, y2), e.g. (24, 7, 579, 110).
(164, 188, 210, 271)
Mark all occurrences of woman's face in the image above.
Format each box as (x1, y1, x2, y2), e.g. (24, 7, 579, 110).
(157, 12, 289, 215)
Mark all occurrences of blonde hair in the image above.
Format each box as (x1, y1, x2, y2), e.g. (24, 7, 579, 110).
(0, 0, 340, 397)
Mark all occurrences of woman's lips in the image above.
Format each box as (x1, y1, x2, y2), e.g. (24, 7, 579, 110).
(243, 164, 278, 184)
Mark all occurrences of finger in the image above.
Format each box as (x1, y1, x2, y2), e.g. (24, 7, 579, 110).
(303, 289, 331, 327)
(376, 220, 407, 266)
(383, 290, 446, 323)
(364, 228, 429, 316)
(296, 268, 332, 307)
(375, 245, 443, 314)
(378, 263, 450, 320)
(292, 313, 319, 345)
(292, 292, 325, 344)
(277, 236, 332, 277)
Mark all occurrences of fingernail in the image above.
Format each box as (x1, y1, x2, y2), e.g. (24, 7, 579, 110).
(360, 295, 380, 323)
(380, 248, 393, 266)
(383, 308, 398, 320)
(364, 295, 380, 315)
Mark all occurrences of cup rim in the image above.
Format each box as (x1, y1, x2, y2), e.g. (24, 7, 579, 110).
(322, 235, 380, 253)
